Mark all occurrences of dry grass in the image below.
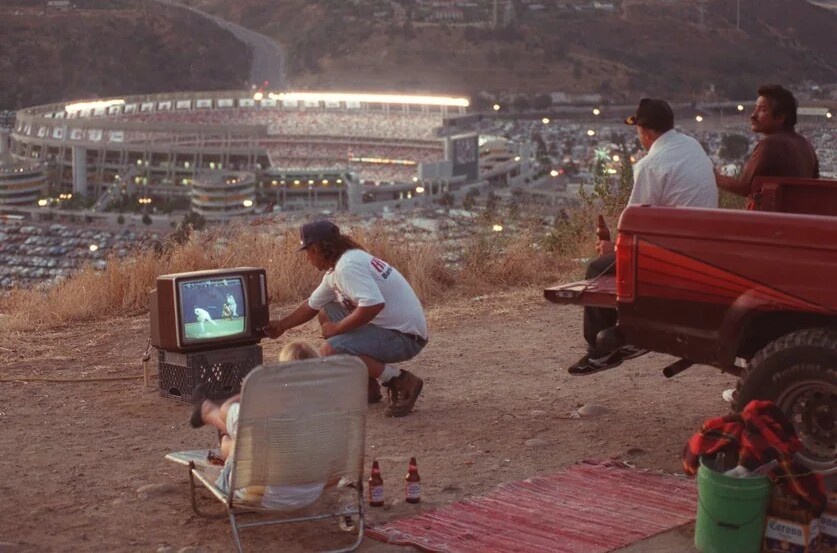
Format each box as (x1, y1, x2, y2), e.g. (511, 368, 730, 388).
(0, 220, 580, 332)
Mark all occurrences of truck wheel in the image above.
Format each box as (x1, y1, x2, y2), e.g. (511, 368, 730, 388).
(735, 327, 837, 472)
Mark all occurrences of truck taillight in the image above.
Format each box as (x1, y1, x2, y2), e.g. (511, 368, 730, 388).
(616, 233, 635, 302)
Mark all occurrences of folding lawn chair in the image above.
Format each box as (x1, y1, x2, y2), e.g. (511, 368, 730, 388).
(166, 355, 368, 553)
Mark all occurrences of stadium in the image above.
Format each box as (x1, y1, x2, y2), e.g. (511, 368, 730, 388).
(7, 91, 529, 219)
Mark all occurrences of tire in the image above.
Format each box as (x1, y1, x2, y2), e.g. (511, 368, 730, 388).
(734, 327, 837, 472)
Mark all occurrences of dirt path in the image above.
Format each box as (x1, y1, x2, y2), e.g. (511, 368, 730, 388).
(0, 288, 734, 552)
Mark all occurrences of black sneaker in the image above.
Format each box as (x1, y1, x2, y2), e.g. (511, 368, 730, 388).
(567, 349, 625, 376)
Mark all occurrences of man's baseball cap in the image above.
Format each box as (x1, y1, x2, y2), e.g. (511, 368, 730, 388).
(297, 220, 340, 251)
(624, 98, 675, 132)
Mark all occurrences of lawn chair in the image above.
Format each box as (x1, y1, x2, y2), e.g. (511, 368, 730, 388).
(165, 355, 367, 553)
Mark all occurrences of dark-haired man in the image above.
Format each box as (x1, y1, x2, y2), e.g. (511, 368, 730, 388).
(264, 220, 427, 417)
(715, 84, 819, 209)
(568, 98, 717, 376)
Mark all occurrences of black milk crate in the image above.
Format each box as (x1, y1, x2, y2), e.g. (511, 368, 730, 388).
(157, 344, 263, 403)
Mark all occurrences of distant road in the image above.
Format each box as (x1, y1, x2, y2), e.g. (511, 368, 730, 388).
(151, 0, 285, 89)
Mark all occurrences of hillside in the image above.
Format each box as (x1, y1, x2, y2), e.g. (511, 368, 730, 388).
(0, 0, 249, 110)
(0, 288, 732, 551)
(179, 0, 837, 100)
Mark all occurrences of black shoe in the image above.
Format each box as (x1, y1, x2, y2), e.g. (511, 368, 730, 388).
(618, 345, 649, 361)
(568, 349, 625, 376)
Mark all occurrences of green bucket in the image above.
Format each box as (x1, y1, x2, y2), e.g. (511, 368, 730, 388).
(694, 457, 772, 553)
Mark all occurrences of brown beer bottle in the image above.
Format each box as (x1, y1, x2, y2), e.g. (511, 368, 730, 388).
(405, 457, 421, 504)
(596, 214, 611, 242)
(368, 460, 384, 507)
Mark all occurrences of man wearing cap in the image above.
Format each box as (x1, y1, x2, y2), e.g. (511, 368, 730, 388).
(568, 98, 717, 376)
(264, 220, 428, 417)
(715, 84, 819, 210)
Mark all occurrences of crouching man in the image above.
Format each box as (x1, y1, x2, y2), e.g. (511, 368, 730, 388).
(264, 220, 428, 417)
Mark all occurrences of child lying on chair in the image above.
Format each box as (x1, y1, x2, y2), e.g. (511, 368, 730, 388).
(190, 339, 328, 509)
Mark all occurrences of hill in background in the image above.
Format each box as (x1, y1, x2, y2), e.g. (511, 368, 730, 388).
(181, 0, 837, 101)
(2, 0, 835, 110)
(0, 0, 249, 110)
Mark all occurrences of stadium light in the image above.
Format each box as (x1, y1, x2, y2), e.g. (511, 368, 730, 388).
(65, 98, 124, 113)
(492, 224, 503, 232)
(493, 104, 501, 111)
(695, 115, 704, 123)
(827, 111, 833, 119)
(38, 199, 48, 207)
(253, 91, 264, 101)
(612, 155, 620, 162)
(274, 92, 470, 108)
(542, 117, 550, 125)
(415, 186, 425, 194)
(593, 108, 601, 116)
(242, 199, 254, 207)
(550, 169, 559, 177)
(514, 156, 521, 162)
(587, 129, 596, 136)
(737, 104, 745, 112)
(89, 244, 99, 252)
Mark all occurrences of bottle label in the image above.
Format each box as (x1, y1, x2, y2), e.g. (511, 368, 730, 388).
(369, 484, 384, 503)
(406, 482, 421, 500)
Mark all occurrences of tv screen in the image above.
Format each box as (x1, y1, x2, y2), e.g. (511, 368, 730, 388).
(179, 276, 246, 343)
(150, 267, 269, 353)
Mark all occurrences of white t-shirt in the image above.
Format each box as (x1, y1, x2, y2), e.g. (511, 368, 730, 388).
(308, 249, 428, 340)
(628, 129, 718, 208)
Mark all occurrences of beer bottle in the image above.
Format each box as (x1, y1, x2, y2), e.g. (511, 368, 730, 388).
(368, 460, 384, 507)
(596, 214, 611, 242)
(405, 457, 421, 504)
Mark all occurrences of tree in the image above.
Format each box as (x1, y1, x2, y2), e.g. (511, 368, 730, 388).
(462, 188, 479, 211)
(719, 134, 750, 161)
(437, 192, 455, 211)
(485, 190, 498, 216)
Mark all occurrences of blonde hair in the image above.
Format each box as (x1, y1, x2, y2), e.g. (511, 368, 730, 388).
(278, 339, 319, 362)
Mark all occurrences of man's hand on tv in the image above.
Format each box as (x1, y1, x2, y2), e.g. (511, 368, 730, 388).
(262, 320, 284, 339)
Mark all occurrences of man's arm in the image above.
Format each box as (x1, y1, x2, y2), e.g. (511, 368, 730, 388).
(716, 141, 764, 197)
(264, 300, 319, 339)
(714, 171, 751, 196)
(321, 303, 385, 338)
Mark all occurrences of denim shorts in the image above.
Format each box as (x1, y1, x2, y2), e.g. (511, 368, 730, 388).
(323, 303, 427, 364)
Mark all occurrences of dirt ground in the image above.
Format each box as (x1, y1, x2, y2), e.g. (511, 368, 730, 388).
(0, 288, 736, 552)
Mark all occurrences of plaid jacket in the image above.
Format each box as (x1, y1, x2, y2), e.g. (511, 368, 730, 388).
(683, 400, 826, 514)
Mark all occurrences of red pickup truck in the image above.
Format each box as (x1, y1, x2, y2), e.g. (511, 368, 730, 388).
(545, 177, 837, 470)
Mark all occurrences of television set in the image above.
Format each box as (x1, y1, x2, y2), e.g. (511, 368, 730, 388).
(150, 267, 269, 353)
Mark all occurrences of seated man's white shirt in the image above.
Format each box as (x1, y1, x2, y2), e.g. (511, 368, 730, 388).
(628, 129, 718, 208)
(308, 249, 428, 339)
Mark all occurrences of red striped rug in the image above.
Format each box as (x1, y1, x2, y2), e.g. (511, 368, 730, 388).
(367, 461, 697, 553)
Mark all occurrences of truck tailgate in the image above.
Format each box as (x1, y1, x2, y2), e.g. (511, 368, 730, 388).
(544, 275, 617, 308)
